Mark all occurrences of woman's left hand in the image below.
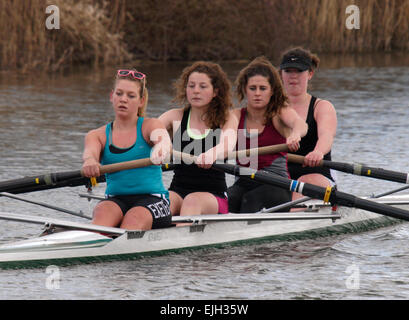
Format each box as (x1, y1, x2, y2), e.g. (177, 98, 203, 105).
(286, 133, 301, 152)
(150, 141, 171, 165)
(195, 149, 216, 169)
(303, 150, 324, 167)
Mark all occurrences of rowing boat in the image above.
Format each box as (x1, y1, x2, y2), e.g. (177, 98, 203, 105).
(2, 149, 409, 269)
(0, 193, 408, 269)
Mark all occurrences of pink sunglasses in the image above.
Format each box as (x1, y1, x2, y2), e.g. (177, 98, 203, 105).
(117, 69, 146, 80)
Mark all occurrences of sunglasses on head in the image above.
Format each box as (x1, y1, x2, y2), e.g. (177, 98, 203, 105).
(117, 69, 146, 80)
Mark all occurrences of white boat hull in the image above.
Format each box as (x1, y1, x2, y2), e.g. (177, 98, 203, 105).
(0, 197, 405, 269)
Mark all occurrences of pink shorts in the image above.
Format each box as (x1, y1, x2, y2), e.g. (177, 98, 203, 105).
(216, 196, 229, 214)
(169, 186, 229, 214)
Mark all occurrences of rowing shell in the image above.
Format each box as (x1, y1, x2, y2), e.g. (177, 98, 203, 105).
(0, 194, 408, 269)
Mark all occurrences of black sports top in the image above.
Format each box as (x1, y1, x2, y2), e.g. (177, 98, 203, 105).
(169, 108, 227, 196)
(288, 96, 335, 182)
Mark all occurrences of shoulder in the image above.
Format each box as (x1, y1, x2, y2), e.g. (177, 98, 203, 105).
(314, 99, 336, 118)
(221, 108, 240, 130)
(84, 124, 107, 147)
(159, 107, 185, 122)
(158, 107, 185, 130)
(231, 108, 242, 119)
(86, 124, 107, 138)
(142, 117, 166, 132)
(314, 98, 335, 112)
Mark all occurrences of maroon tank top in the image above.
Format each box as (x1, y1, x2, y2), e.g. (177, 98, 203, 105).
(237, 108, 287, 170)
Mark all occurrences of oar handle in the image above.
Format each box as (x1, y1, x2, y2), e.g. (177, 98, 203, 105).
(231, 144, 289, 160)
(171, 144, 289, 164)
(287, 154, 324, 166)
(98, 158, 154, 175)
(96, 144, 289, 173)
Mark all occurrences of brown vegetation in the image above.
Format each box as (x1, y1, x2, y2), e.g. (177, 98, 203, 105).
(0, 0, 408, 72)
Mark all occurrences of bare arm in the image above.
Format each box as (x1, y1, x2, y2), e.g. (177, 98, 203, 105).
(82, 126, 106, 177)
(143, 118, 173, 165)
(277, 106, 308, 152)
(305, 100, 337, 166)
(158, 108, 184, 137)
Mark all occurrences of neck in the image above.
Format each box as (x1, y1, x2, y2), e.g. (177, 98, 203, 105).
(114, 115, 139, 130)
(246, 105, 265, 122)
(189, 105, 208, 121)
(288, 92, 311, 107)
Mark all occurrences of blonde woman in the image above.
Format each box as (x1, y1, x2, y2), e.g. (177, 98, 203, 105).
(82, 69, 172, 230)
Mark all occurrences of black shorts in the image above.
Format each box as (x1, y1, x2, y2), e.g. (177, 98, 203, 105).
(169, 185, 226, 199)
(102, 194, 172, 229)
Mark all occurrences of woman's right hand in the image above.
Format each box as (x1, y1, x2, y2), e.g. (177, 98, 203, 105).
(82, 158, 101, 178)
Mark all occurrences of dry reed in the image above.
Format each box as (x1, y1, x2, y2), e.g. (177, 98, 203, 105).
(0, 0, 408, 72)
(0, 0, 130, 72)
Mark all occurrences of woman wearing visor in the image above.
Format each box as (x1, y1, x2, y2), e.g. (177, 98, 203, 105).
(279, 47, 337, 199)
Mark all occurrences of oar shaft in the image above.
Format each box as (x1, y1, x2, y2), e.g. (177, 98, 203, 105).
(230, 144, 288, 160)
(98, 158, 154, 175)
(0, 170, 82, 193)
(0, 192, 91, 219)
(172, 144, 289, 164)
(287, 154, 409, 184)
(262, 196, 312, 213)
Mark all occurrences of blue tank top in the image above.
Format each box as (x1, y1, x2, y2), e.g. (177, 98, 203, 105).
(101, 118, 168, 198)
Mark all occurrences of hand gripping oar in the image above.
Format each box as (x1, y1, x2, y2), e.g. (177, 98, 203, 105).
(213, 162, 409, 222)
(288, 154, 409, 185)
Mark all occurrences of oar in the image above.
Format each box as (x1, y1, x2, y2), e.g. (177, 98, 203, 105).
(212, 162, 409, 222)
(288, 154, 409, 185)
(1, 162, 178, 195)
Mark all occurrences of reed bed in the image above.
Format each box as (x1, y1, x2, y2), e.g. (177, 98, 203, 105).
(294, 0, 409, 53)
(0, 0, 130, 72)
(0, 0, 408, 72)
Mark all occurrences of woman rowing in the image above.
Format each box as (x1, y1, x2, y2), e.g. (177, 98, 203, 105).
(279, 47, 337, 199)
(159, 61, 238, 217)
(227, 57, 308, 213)
(82, 69, 172, 230)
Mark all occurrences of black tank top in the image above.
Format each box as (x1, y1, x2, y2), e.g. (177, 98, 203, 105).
(169, 108, 227, 195)
(288, 96, 335, 182)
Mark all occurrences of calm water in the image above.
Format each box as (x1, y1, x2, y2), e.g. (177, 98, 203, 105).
(1, 54, 409, 300)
